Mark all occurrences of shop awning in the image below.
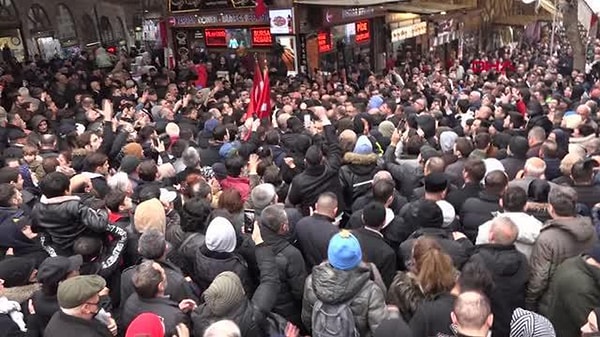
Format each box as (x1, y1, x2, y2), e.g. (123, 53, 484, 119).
(293, 0, 400, 6)
(385, 1, 473, 15)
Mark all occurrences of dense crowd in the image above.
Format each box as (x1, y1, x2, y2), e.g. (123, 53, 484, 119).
(0, 37, 600, 337)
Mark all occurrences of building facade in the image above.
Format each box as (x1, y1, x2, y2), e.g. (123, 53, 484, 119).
(0, 0, 132, 61)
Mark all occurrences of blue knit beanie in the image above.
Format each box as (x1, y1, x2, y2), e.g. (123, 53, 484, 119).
(328, 230, 362, 270)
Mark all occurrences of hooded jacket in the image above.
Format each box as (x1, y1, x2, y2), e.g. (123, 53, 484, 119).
(339, 152, 380, 211)
(467, 244, 529, 337)
(545, 255, 600, 337)
(193, 244, 253, 295)
(476, 212, 543, 259)
(526, 216, 597, 313)
(191, 245, 280, 337)
(261, 226, 307, 328)
(302, 262, 388, 337)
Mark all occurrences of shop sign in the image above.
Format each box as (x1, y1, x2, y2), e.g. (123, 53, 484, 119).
(251, 27, 272, 46)
(298, 34, 308, 74)
(204, 28, 227, 46)
(269, 9, 294, 35)
(173, 12, 268, 27)
(355, 20, 370, 43)
(193, 30, 204, 39)
(323, 6, 384, 26)
(390, 21, 427, 42)
(170, 0, 257, 12)
(317, 31, 332, 53)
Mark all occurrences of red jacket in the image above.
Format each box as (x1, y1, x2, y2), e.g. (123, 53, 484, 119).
(471, 59, 484, 74)
(194, 64, 208, 88)
(220, 176, 251, 202)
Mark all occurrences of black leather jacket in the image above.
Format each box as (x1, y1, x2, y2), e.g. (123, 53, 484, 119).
(31, 195, 108, 255)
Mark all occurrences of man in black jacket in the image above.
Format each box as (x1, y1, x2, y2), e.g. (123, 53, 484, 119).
(191, 221, 280, 337)
(120, 260, 194, 335)
(120, 229, 198, 308)
(460, 170, 508, 243)
(465, 216, 528, 337)
(500, 136, 528, 180)
(287, 107, 344, 215)
(446, 158, 485, 213)
(296, 192, 340, 270)
(31, 172, 110, 256)
(352, 202, 396, 288)
(260, 204, 306, 331)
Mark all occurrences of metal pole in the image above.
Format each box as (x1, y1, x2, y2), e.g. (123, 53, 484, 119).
(549, 0, 558, 54)
(93, 4, 103, 45)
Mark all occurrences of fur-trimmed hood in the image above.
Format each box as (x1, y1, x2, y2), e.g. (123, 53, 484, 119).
(343, 152, 379, 166)
(4, 283, 41, 304)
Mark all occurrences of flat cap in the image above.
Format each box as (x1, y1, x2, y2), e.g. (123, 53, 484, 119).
(57, 275, 106, 309)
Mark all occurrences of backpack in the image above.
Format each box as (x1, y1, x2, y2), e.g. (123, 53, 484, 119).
(311, 300, 359, 337)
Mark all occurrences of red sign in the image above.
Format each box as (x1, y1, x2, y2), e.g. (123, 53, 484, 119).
(355, 20, 370, 43)
(317, 31, 332, 53)
(204, 29, 227, 47)
(250, 27, 272, 46)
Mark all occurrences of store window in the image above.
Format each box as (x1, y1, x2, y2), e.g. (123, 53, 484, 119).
(81, 14, 97, 44)
(0, 0, 17, 20)
(27, 4, 52, 35)
(100, 16, 114, 44)
(117, 17, 127, 41)
(56, 4, 78, 45)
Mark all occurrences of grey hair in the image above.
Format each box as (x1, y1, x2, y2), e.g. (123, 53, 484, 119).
(107, 172, 130, 193)
(260, 204, 287, 233)
(203, 320, 241, 337)
(138, 229, 166, 260)
(182, 147, 200, 168)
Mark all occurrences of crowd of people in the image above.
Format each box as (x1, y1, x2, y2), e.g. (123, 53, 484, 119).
(0, 36, 599, 337)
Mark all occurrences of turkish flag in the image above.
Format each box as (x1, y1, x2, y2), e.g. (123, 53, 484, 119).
(245, 61, 264, 120)
(255, 0, 267, 18)
(257, 67, 271, 119)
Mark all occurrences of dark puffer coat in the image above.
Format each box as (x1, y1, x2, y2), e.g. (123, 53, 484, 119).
(339, 152, 380, 211)
(302, 262, 388, 337)
(191, 245, 280, 337)
(466, 244, 529, 337)
(193, 244, 253, 295)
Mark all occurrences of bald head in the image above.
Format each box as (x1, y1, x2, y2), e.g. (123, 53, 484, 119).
(452, 291, 492, 334)
(315, 192, 338, 218)
(577, 104, 591, 119)
(277, 112, 291, 129)
(373, 170, 393, 184)
(489, 216, 518, 245)
(524, 157, 546, 178)
(203, 320, 241, 337)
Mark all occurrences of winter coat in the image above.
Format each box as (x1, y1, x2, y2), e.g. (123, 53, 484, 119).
(460, 191, 501, 243)
(339, 152, 380, 211)
(352, 189, 407, 215)
(262, 228, 307, 328)
(352, 227, 397, 288)
(467, 244, 529, 337)
(444, 158, 466, 186)
(31, 195, 108, 255)
(409, 293, 455, 337)
(198, 143, 222, 167)
(191, 245, 280, 337)
(399, 227, 472, 270)
(475, 212, 543, 259)
(383, 146, 423, 199)
(545, 255, 600, 337)
(26, 291, 59, 337)
(347, 208, 412, 252)
(120, 294, 190, 335)
(526, 216, 597, 313)
(120, 259, 198, 307)
(302, 262, 388, 337)
(287, 124, 344, 215)
(387, 271, 425, 322)
(446, 182, 482, 213)
(193, 244, 253, 295)
(295, 213, 339, 271)
(45, 311, 111, 337)
(572, 184, 600, 213)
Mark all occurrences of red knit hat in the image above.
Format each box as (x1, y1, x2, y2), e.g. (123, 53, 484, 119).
(125, 313, 165, 337)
